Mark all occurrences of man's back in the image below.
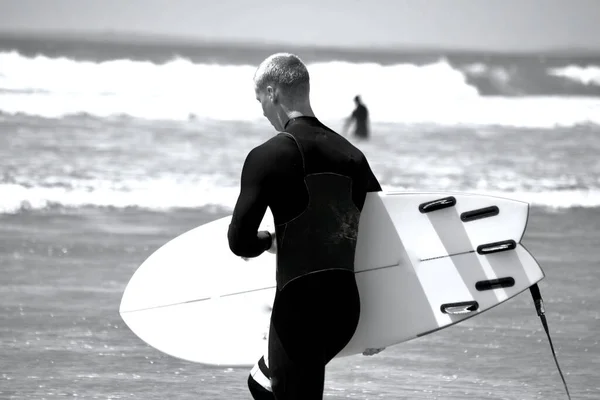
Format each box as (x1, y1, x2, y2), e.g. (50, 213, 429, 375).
(257, 116, 380, 226)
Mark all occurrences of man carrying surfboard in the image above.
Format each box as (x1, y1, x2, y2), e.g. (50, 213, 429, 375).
(227, 53, 382, 399)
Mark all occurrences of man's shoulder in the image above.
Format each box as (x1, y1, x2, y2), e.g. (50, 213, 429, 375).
(262, 132, 297, 149)
(333, 133, 367, 157)
(248, 133, 297, 159)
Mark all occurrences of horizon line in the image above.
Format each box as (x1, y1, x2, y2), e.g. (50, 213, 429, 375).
(1, 29, 600, 57)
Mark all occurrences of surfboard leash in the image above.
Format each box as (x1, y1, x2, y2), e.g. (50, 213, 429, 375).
(530, 283, 572, 400)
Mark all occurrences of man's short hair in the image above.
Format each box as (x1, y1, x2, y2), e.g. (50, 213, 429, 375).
(254, 53, 310, 99)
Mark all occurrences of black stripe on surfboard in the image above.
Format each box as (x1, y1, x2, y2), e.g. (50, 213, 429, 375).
(125, 258, 458, 314)
(419, 249, 475, 262)
(355, 262, 400, 274)
(120, 285, 276, 313)
(418, 196, 456, 213)
(421, 240, 518, 261)
(460, 206, 499, 222)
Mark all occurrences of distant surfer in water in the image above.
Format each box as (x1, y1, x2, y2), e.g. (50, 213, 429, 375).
(343, 95, 370, 139)
(228, 53, 382, 400)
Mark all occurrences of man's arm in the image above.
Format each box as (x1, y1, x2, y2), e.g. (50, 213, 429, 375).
(228, 146, 273, 258)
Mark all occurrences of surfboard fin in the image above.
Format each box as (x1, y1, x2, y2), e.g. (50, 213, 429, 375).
(418, 196, 456, 213)
(475, 277, 515, 291)
(460, 206, 500, 222)
(440, 301, 479, 315)
(476, 239, 517, 254)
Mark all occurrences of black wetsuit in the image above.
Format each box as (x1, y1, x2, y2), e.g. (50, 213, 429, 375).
(228, 116, 381, 400)
(351, 104, 369, 139)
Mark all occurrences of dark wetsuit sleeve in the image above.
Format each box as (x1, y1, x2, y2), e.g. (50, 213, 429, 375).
(228, 146, 273, 258)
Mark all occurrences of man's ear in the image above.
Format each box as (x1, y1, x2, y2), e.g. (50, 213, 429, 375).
(266, 85, 278, 104)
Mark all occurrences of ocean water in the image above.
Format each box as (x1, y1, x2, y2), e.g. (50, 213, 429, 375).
(1, 34, 599, 399)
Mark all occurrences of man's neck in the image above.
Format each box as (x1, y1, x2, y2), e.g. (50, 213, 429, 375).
(277, 103, 315, 130)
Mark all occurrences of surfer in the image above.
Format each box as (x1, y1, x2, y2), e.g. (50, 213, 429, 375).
(228, 53, 382, 400)
(342, 95, 370, 139)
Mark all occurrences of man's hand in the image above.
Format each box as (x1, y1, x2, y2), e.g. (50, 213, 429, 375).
(241, 231, 276, 261)
(362, 347, 386, 356)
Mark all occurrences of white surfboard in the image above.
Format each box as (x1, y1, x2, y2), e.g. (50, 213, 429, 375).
(120, 192, 544, 367)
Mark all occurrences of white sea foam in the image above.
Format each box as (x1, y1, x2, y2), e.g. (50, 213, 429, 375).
(548, 65, 600, 86)
(1, 179, 598, 215)
(1, 52, 599, 127)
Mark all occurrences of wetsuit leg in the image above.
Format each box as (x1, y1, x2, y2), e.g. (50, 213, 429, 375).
(268, 271, 360, 400)
(248, 373, 275, 400)
(355, 124, 368, 139)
